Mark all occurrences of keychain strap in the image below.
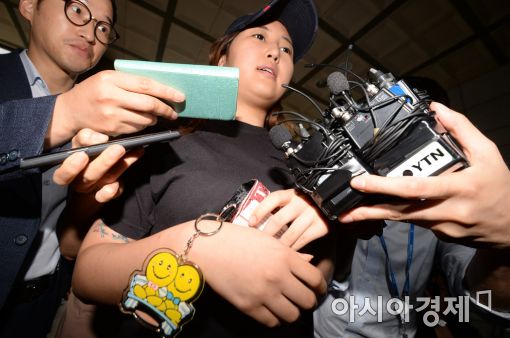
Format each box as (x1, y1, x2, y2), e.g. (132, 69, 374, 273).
(182, 213, 223, 261)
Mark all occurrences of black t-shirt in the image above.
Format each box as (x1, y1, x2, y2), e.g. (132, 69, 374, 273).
(102, 120, 313, 338)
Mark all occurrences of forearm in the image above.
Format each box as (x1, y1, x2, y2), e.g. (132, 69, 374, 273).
(73, 218, 326, 328)
(73, 219, 197, 305)
(74, 219, 261, 305)
(466, 249, 510, 311)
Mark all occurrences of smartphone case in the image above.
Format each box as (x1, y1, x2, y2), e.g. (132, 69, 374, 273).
(114, 60, 238, 120)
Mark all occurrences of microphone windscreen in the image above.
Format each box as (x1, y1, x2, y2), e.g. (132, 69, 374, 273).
(327, 72, 350, 95)
(269, 125, 292, 150)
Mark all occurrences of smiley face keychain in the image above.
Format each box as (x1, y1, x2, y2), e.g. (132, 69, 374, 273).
(121, 213, 223, 338)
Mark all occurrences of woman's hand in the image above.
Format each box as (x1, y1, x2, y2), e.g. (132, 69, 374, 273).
(74, 220, 327, 328)
(249, 189, 330, 250)
(338, 102, 510, 249)
(190, 222, 327, 327)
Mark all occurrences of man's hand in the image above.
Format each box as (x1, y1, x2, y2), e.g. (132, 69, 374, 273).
(338, 102, 510, 249)
(53, 128, 142, 203)
(46, 70, 185, 148)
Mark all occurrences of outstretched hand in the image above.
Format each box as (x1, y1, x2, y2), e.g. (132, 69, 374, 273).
(338, 102, 510, 249)
(339, 103, 510, 248)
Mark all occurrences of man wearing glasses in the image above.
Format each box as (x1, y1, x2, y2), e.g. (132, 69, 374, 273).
(0, 1, 184, 337)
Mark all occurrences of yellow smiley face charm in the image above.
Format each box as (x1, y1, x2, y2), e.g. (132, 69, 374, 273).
(121, 249, 204, 338)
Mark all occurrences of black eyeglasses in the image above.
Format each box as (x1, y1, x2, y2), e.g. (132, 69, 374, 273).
(63, 0, 119, 45)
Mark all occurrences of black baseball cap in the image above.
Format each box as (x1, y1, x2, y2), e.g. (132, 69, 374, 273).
(225, 0, 318, 62)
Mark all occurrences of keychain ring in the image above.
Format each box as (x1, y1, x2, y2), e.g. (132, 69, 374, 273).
(194, 213, 223, 236)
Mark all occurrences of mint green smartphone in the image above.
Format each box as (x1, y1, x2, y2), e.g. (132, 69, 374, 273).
(114, 60, 239, 120)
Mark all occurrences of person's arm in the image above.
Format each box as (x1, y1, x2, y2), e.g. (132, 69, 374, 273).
(0, 71, 183, 174)
(0, 96, 55, 172)
(338, 102, 510, 250)
(73, 218, 326, 327)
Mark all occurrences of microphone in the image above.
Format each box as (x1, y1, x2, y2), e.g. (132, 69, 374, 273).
(327, 71, 350, 95)
(327, 72, 357, 121)
(269, 125, 292, 150)
(269, 125, 298, 157)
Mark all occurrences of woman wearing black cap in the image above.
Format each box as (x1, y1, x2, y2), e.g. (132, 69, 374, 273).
(67, 1, 331, 338)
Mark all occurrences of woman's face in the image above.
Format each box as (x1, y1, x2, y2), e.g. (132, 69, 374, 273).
(219, 20, 294, 111)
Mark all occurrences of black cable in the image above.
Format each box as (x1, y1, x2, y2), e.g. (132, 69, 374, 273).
(282, 84, 324, 117)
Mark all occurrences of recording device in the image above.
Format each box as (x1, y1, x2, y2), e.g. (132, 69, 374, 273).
(271, 66, 468, 220)
(114, 60, 239, 120)
(19, 130, 181, 170)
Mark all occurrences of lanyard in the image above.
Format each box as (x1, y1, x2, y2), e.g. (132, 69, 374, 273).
(378, 223, 415, 338)
(378, 223, 414, 299)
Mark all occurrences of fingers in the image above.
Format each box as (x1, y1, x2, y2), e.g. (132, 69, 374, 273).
(114, 71, 185, 102)
(291, 223, 329, 251)
(248, 306, 280, 328)
(281, 274, 318, 312)
(250, 190, 294, 226)
(109, 86, 177, 122)
(349, 174, 460, 200)
(262, 206, 299, 236)
(95, 181, 123, 203)
(74, 146, 144, 196)
(250, 189, 329, 249)
(54, 129, 111, 186)
(279, 210, 315, 247)
(112, 72, 185, 119)
(53, 152, 90, 186)
(338, 199, 456, 224)
(72, 144, 126, 193)
(289, 254, 327, 296)
(265, 295, 302, 323)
